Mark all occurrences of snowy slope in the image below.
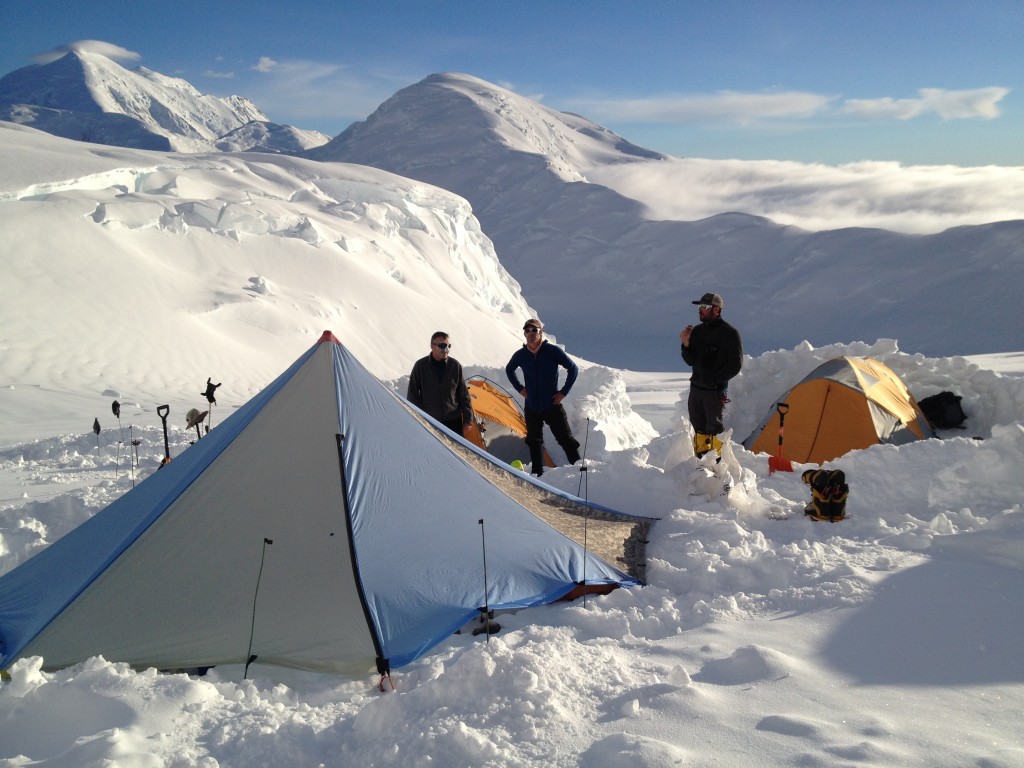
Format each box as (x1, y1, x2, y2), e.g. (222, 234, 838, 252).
(314, 73, 1024, 369)
(0, 44, 327, 153)
(0, 122, 537, 443)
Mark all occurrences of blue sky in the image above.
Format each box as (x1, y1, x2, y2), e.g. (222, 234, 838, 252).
(2, 0, 1021, 166)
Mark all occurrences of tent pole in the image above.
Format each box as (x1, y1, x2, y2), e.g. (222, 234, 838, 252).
(477, 520, 497, 638)
(578, 418, 591, 606)
(335, 433, 392, 688)
(244, 537, 273, 679)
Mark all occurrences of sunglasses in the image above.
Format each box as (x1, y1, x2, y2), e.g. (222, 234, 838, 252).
(433, 342, 451, 350)
(698, 304, 714, 311)
(524, 328, 541, 335)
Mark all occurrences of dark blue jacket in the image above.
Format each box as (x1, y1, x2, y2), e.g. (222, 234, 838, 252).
(506, 340, 579, 412)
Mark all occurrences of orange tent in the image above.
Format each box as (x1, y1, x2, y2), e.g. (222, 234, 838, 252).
(464, 378, 554, 468)
(743, 356, 934, 465)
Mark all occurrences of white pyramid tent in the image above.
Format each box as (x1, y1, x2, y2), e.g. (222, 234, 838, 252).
(0, 332, 652, 676)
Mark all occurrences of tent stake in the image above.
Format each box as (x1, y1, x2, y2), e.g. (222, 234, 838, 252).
(244, 537, 273, 679)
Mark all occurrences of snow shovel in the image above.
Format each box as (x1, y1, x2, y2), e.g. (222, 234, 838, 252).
(157, 404, 172, 466)
(768, 402, 794, 474)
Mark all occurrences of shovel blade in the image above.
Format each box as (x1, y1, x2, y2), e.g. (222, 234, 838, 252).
(769, 455, 794, 474)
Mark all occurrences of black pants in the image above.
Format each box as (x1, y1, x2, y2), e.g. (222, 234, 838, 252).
(524, 404, 580, 474)
(688, 387, 725, 436)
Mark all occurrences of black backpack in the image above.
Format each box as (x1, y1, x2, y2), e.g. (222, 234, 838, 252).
(802, 469, 848, 522)
(918, 391, 967, 429)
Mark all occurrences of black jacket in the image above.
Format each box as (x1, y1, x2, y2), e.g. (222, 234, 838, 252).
(681, 317, 743, 391)
(407, 355, 473, 424)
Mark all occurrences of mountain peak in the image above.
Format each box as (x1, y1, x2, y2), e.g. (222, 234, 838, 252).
(0, 42, 323, 154)
(312, 72, 665, 182)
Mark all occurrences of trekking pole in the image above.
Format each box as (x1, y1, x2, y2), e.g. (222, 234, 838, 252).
(92, 418, 101, 468)
(112, 400, 125, 439)
(202, 378, 221, 431)
(112, 401, 124, 480)
(129, 425, 138, 488)
(157, 405, 171, 466)
(245, 537, 273, 679)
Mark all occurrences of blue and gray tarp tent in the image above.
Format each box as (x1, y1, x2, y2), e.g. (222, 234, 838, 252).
(0, 331, 653, 675)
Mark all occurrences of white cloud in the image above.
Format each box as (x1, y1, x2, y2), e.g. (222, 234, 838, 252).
(253, 56, 279, 73)
(33, 41, 141, 65)
(569, 85, 1010, 129)
(570, 91, 833, 124)
(843, 87, 1009, 120)
(203, 70, 235, 80)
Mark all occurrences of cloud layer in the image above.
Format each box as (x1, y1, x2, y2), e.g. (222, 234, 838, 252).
(571, 86, 1009, 125)
(587, 157, 1024, 234)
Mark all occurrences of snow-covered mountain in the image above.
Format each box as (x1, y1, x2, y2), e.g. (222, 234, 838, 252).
(0, 45, 329, 153)
(313, 73, 1024, 369)
(312, 72, 667, 184)
(214, 120, 330, 154)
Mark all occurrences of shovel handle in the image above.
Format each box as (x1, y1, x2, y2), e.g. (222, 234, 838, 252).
(157, 404, 171, 464)
(769, 403, 794, 474)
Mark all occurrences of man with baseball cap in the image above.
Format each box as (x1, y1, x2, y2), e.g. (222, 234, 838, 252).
(505, 319, 581, 476)
(680, 292, 743, 457)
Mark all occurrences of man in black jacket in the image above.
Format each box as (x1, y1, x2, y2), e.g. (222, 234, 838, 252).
(680, 292, 743, 457)
(407, 331, 475, 437)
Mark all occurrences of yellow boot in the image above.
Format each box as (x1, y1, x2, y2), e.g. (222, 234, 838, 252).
(693, 432, 713, 458)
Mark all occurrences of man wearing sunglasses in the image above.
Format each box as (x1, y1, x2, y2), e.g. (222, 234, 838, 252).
(505, 319, 581, 477)
(680, 292, 744, 458)
(407, 331, 475, 437)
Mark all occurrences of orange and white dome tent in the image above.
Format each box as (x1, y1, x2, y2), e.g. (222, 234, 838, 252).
(743, 356, 935, 465)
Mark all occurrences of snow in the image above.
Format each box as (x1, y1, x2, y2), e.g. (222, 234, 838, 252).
(2, 77, 1024, 767)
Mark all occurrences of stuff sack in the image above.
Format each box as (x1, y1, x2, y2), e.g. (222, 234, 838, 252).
(802, 469, 848, 522)
(918, 391, 966, 429)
